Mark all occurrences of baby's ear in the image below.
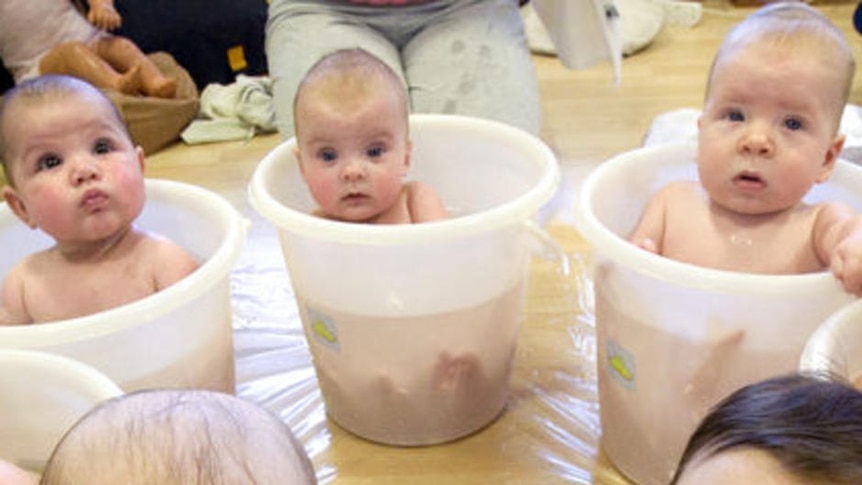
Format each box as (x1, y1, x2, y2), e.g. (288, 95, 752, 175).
(2, 186, 36, 229)
(136, 146, 145, 171)
(294, 146, 306, 177)
(403, 139, 412, 174)
(817, 134, 845, 183)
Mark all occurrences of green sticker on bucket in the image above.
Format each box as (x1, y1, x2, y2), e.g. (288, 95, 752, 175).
(306, 306, 339, 351)
(607, 339, 635, 391)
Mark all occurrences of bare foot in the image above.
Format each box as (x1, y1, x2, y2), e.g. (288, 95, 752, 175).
(432, 351, 481, 393)
(142, 75, 177, 99)
(116, 64, 143, 96)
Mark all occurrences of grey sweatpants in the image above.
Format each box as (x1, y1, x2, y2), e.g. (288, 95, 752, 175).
(266, 0, 541, 139)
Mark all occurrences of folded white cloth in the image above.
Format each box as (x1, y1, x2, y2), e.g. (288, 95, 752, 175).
(181, 75, 276, 144)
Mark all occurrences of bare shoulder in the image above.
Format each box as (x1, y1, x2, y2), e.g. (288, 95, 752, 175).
(0, 254, 38, 325)
(135, 230, 199, 288)
(656, 179, 701, 199)
(814, 200, 857, 222)
(404, 181, 448, 223)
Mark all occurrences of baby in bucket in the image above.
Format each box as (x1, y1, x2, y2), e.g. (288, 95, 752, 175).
(288, 49, 514, 445)
(629, 2, 862, 296)
(0, 75, 198, 325)
(292, 48, 448, 224)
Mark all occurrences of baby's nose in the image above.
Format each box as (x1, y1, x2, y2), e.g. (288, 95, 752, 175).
(70, 156, 101, 185)
(738, 125, 774, 157)
(341, 159, 366, 181)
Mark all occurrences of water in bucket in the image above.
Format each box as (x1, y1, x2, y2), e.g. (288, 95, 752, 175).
(575, 143, 861, 484)
(249, 114, 559, 445)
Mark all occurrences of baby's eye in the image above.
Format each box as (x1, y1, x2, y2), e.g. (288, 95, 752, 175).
(37, 153, 62, 171)
(93, 139, 113, 155)
(784, 117, 803, 131)
(727, 110, 744, 122)
(318, 148, 337, 162)
(367, 146, 384, 158)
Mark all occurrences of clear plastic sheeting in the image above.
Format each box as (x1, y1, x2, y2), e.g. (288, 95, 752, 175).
(232, 224, 630, 484)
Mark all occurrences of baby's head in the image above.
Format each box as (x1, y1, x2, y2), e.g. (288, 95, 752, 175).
(671, 373, 862, 484)
(0, 75, 145, 243)
(707, 2, 855, 126)
(697, 2, 855, 216)
(293, 48, 408, 138)
(40, 389, 317, 485)
(293, 49, 412, 222)
(0, 75, 132, 186)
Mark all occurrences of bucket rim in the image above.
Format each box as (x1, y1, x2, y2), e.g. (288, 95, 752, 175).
(574, 142, 848, 295)
(799, 298, 862, 373)
(0, 179, 246, 346)
(248, 114, 561, 245)
(0, 349, 123, 397)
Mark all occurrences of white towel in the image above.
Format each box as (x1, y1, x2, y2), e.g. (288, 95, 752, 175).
(181, 75, 276, 144)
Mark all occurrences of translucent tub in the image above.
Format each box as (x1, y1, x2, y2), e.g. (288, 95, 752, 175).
(800, 298, 862, 387)
(574, 143, 860, 484)
(249, 114, 559, 446)
(0, 349, 122, 473)
(0, 179, 246, 393)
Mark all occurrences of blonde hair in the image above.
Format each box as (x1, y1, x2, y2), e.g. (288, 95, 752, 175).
(293, 48, 408, 134)
(40, 389, 317, 485)
(706, 2, 855, 113)
(0, 75, 129, 185)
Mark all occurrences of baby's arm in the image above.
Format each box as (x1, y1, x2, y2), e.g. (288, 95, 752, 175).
(0, 459, 39, 485)
(87, 0, 122, 31)
(628, 185, 675, 254)
(0, 266, 33, 325)
(815, 202, 862, 296)
(150, 237, 200, 291)
(405, 182, 449, 223)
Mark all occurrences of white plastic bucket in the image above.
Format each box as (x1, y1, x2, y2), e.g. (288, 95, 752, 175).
(0, 349, 123, 473)
(574, 143, 860, 485)
(0, 179, 246, 393)
(249, 114, 559, 445)
(800, 299, 862, 386)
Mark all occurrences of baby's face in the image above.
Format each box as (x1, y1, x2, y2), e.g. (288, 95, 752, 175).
(295, 84, 410, 223)
(697, 44, 845, 216)
(1, 93, 144, 247)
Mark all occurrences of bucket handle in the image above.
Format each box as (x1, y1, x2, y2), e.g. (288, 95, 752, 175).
(523, 220, 571, 277)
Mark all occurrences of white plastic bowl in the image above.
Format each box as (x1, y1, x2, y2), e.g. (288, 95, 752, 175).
(249, 114, 559, 445)
(574, 143, 861, 485)
(800, 299, 862, 385)
(0, 179, 246, 393)
(0, 349, 123, 473)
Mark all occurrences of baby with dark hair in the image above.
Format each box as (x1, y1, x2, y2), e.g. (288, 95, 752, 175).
(672, 373, 862, 484)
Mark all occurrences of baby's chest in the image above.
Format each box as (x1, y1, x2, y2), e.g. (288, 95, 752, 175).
(664, 212, 823, 274)
(27, 261, 157, 320)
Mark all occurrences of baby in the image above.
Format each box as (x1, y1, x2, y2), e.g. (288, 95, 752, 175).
(0, 75, 198, 325)
(671, 373, 862, 484)
(629, 2, 862, 295)
(293, 48, 448, 224)
(1, 389, 317, 485)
